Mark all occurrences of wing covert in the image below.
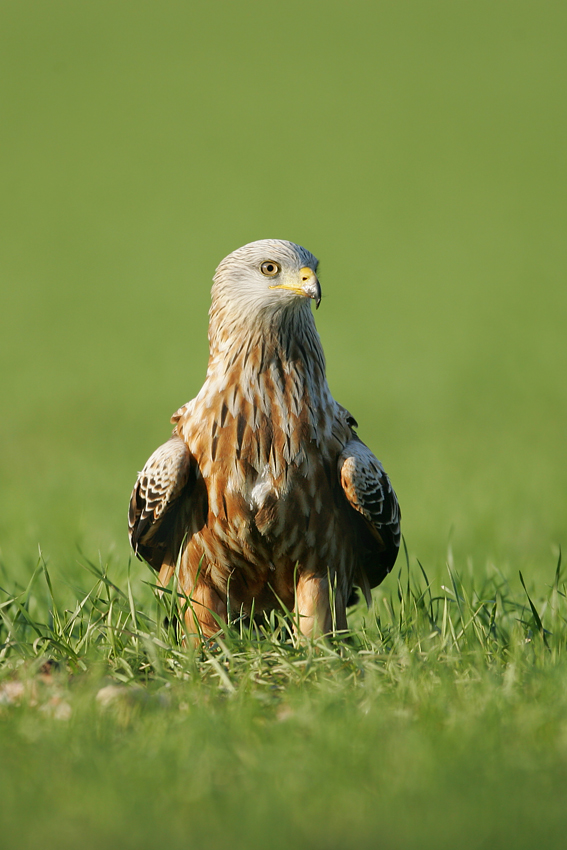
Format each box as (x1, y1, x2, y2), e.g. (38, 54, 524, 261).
(338, 437, 401, 587)
(128, 435, 193, 564)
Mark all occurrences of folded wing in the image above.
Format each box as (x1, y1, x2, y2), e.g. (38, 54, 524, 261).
(338, 437, 401, 595)
(128, 435, 194, 569)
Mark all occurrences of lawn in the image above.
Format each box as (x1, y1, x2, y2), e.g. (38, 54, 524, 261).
(1, 1, 566, 847)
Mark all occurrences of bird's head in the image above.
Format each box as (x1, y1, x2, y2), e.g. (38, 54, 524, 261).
(211, 240, 321, 322)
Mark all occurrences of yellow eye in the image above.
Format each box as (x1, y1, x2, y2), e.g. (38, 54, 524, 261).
(260, 261, 280, 276)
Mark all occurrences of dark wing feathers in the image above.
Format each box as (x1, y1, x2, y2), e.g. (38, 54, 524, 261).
(339, 437, 401, 588)
(128, 435, 193, 566)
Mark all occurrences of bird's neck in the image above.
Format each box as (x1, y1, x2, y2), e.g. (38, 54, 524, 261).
(204, 304, 331, 414)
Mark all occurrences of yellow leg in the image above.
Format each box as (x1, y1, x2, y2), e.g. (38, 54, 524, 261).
(294, 573, 347, 637)
(182, 581, 227, 642)
(158, 560, 227, 645)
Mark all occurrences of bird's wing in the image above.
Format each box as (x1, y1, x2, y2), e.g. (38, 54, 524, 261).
(338, 437, 401, 593)
(128, 435, 194, 568)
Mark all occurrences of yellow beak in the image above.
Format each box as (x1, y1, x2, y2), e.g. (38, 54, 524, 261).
(269, 267, 322, 309)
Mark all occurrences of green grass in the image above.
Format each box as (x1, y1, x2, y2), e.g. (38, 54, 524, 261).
(1, 0, 567, 847)
(2, 551, 567, 848)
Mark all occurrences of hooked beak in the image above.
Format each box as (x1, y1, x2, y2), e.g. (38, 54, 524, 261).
(269, 266, 321, 309)
(299, 266, 321, 309)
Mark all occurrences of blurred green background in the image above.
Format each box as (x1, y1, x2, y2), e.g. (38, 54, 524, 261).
(1, 0, 566, 585)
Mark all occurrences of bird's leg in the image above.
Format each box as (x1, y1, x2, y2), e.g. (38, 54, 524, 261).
(181, 581, 228, 644)
(157, 561, 175, 590)
(294, 572, 347, 637)
(158, 560, 226, 646)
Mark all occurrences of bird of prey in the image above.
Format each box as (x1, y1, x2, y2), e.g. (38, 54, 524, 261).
(129, 240, 400, 640)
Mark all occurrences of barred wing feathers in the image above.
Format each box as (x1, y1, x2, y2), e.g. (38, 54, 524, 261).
(339, 437, 401, 589)
(128, 435, 194, 568)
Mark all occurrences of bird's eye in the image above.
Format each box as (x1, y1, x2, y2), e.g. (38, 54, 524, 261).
(260, 261, 280, 276)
